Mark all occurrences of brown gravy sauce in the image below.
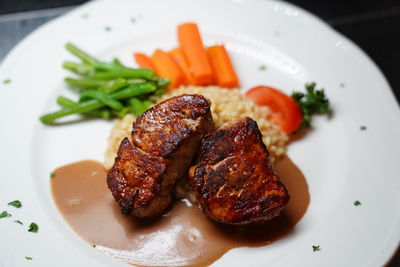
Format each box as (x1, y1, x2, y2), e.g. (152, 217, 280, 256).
(51, 156, 309, 267)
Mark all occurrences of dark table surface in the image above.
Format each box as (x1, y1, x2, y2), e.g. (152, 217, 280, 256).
(0, 0, 399, 265)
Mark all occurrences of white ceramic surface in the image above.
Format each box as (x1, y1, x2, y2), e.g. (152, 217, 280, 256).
(0, 0, 399, 266)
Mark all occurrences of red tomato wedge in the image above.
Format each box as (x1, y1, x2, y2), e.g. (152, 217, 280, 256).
(245, 86, 302, 134)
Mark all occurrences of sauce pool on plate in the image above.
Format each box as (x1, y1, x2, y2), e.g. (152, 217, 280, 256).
(51, 156, 309, 267)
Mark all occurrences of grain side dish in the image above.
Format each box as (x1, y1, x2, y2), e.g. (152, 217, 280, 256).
(104, 86, 288, 170)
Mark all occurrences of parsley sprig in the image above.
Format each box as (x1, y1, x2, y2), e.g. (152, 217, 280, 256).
(291, 82, 330, 129)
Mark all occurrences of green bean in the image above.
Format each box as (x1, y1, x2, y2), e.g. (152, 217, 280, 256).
(80, 90, 124, 110)
(64, 77, 106, 89)
(111, 83, 156, 99)
(62, 62, 94, 75)
(99, 109, 112, 119)
(142, 100, 153, 110)
(157, 78, 171, 88)
(99, 78, 128, 93)
(57, 96, 76, 107)
(65, 43, 97, 64)
(40, 99, 103, 123)
(92, 62, 120, 71)
(129, 98, 145, 116)
(112, 107, 129, 118)
(112, 58, 124, 67)
(40, 83, 156, 123)
(127, 79, 147, 85)
(154, 88, 165, 97)
(91, 68, 156, 80)
(57, 96, 112, 118)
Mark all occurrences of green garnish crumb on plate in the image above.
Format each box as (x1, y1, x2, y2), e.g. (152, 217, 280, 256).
(312, 245, 321, 252)
(3, 79, 11, 84)
(8, 200, 22, 208)
(354, 200, 361, 206)
(0, 211, 11, 218)
(14, 220, 23, 225)
(28, 222, 39, 233)
(25, 256, 33, 260)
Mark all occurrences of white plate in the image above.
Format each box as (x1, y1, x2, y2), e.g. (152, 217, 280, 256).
(1, 0, 399, 266)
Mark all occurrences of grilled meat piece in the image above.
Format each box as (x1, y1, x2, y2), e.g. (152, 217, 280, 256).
(188, 117, 289, 224)
(107, 94, 214, 217)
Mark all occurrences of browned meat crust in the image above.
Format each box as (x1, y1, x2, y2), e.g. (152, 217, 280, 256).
(107, 94, 214, 217)
(189, 117, 289, 224)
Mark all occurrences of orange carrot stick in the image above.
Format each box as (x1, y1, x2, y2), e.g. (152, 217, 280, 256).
(134, 53, 156, 71)
(169, 48, 194, 85)
(206, 45, 239, 88)
(151, 49, 185, 90)
(177, 23, 213, 85)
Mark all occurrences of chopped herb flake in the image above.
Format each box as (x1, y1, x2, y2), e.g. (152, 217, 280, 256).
(92, 244, 96, 248)
(360, 126, 367, 131)
(14, 220, 23, 225)
(3, 79, 11, 84)
(354, 200, 361, 206)
(25, 256, 33, 260)
(8, 200, 22, 208)
(104, 26, 112, 32)
(28, 222, 39, 233)
(50, 172, 56, 178)
(0, 211, 11, 218)
(258, 65, 266, 71)
(312, 245, 321, 252)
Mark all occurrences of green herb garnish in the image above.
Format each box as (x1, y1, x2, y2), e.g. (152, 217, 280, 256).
(3, 79, 11, 84)
(28, 222, 39, 233)
(8, 200, 22, 208)
(104, 26, 112, 32)
(291, 82, 330, 129)
(360, 126, 367, 131)
(50, 172, 56, 178)
(354, 200, 361, 206)
(14, 220, 23, 225)
(312, 245, 321, 252)
(0, 211, 11, 218)
(25, 256, 33, 260)
(258, 65, 266, 71)
(92, 244, 96, 248)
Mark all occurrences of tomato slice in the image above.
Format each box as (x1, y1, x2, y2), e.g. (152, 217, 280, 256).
(245, 86, 302, 134)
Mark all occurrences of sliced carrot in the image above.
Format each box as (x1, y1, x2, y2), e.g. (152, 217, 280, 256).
(206, 45, 239, 88)
(177, 23, 213, 85)
(151, 49, 185, 90)
(169, 48, 194, 85)
(134, 53, 156, 71)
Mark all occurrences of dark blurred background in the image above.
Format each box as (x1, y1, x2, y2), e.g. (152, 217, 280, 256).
(0, 0, 399, 265)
